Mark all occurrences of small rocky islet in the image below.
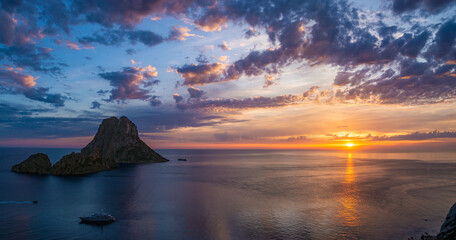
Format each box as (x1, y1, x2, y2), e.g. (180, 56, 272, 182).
(11, 116, 168, 176)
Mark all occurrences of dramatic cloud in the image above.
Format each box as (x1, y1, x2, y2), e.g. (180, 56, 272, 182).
(0, 67, 37, 88)
(187, 87, 205, 98)
(167, 26, 196, 41)
(3, 0, 455, 106)
(176, 62, 227, 85)
(0, 67, 65, 106)
(166, 1, 456, 104)
(194, 9, 228, 32)
(98, 65, 159, 102)
(426, 19, 456, 60)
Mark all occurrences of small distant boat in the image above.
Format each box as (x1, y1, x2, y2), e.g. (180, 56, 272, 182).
(80, 210, 115, 224)
(177, 158, 187, 161)
(32, 200, 38, 204)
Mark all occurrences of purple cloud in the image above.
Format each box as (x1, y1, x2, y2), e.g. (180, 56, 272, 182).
(0, 67, 65, 106)
(98, 65, 159, 102)
(187, 87, 205, 98)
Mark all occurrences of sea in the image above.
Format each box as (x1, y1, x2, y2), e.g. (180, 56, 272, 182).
(1, 148, 456, 240)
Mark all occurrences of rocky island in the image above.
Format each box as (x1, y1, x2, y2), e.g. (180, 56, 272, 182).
(12, 116, 168, 175)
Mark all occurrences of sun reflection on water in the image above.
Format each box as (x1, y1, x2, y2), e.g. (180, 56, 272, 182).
(338, 153, 360, 228)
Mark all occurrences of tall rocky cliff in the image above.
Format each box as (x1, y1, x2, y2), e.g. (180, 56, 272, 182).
(81, 116, 166, 164)
(12, 116, 168, 176)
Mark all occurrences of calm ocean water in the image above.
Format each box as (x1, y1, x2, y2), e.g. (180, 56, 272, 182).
(1, 148, 456, 240)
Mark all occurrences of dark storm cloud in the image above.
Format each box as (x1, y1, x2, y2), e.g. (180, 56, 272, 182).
(98, 66, 159, 102)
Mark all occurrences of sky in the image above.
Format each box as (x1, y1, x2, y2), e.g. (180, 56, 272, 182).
(0, 0, 456, 151)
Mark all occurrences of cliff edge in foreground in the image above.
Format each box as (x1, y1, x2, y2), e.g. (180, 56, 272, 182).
(415, 202, 456, 240)
(12, 116, 168, 176)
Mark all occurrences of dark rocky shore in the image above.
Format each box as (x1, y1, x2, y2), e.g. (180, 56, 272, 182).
(12, 116, 168, 176)
(410, 201, 456, 240)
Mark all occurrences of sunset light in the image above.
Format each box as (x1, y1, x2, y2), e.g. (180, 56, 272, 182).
(346, 143, 355, 148)
(1, 1, 456, 240)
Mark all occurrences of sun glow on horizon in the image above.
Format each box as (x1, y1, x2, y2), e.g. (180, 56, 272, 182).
(345, 142, 355, 148)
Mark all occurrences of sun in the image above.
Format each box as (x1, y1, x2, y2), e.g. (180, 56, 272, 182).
(345, 142, 355, 147)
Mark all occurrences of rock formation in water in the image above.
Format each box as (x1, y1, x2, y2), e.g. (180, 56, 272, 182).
(50, 152, 118, 176)
(81, 116, 167, 164)
(12, 116, 168, 176)
(11, 153, 52, 174)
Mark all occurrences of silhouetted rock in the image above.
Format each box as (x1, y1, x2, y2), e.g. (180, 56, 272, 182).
(12, 153, 52, 174)
(12, 116, 168, 176)
(51, 152, 118, 176)
(81, 116, 167, 163)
